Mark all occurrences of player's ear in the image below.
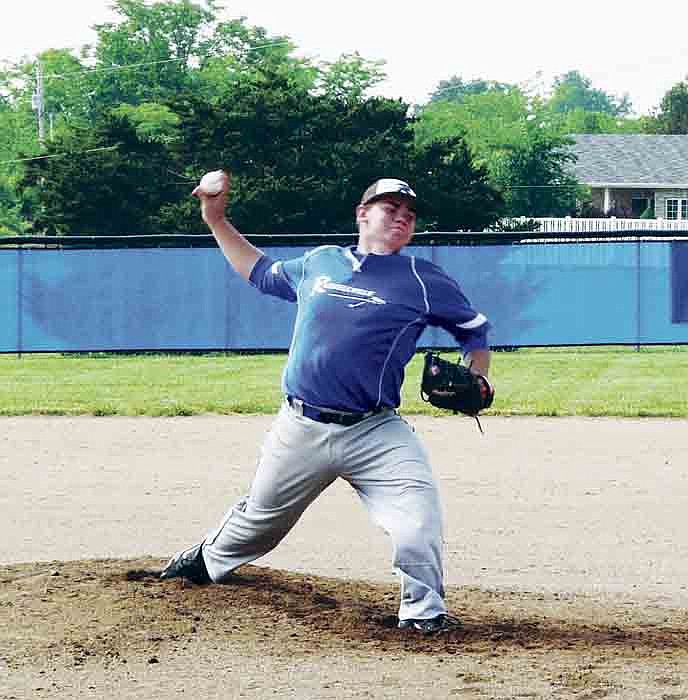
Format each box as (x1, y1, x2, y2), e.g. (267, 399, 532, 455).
(355, 204, 368, 225)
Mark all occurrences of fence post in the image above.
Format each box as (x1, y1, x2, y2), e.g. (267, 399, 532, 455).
(17, 248, 23, 359)
(635, 238, 641, 351)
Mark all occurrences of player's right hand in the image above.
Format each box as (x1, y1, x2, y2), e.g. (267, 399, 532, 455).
(193, 171, 230, 226)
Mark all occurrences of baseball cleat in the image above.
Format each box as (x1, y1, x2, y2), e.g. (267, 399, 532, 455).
(398, 613, 462, 635)
(160, 542, 211, 584)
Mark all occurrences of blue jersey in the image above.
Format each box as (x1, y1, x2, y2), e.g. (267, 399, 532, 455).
(249, 245, 490, 413)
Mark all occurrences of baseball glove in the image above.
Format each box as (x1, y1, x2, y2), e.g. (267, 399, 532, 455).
(420, 352, 494, 419)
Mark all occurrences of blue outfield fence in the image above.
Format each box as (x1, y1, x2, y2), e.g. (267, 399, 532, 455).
(1, 237, 688, 352)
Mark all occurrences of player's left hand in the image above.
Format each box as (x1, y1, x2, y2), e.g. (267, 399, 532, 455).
(420, 352, 494, 416)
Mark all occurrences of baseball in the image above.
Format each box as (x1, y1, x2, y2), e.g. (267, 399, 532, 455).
(198, 170, 225, 196)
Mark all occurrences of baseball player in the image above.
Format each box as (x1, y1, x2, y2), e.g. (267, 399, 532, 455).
(161, 173, 492, 635)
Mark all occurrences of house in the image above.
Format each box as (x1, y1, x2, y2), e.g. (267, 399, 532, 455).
(568, 134, 688, 219)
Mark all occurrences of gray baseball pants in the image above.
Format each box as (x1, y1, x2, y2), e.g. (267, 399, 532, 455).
(202, 402, 447, 621)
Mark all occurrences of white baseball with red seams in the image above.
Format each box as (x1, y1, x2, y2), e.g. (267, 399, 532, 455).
(199, 170, 225, 195)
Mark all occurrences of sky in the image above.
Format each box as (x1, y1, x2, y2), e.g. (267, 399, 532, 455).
(2, 0, 688, 116)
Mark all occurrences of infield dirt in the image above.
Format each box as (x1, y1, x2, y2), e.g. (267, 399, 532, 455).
(2, 415, 688, 699)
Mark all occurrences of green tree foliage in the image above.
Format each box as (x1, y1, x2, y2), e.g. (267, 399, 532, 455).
(549, 70, 631, 116)
(551, 107, 647, 135)
(653, 79, 688, 134)
(91, 0, 312, 109)
(21, 74, 500, 234)
(317, 52, 387, 102)
(0, 85, 38, 233)
(90, 0, 213, 108)
(21, 113, 184, 235)
(497, 133, 579, 217)
(2, 49, 97, 140)
(112, 102, 181, 143)
(0, 47, 101, 233)
(14, 0, 506, 235)
(429, 75, 515, 104)
(13, 0, 503, 235)
(415, 90, 579, 217)
(160, 74, 415, 233)
(411, 137, 503, 231)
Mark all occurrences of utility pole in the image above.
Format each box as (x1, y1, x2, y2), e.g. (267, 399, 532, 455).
(32, 61, 46, 148)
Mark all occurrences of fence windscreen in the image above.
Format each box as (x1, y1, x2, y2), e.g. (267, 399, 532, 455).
(2, 240, 688, 352)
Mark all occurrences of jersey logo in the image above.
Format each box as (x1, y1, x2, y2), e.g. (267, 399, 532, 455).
(311, 275, 386, 308)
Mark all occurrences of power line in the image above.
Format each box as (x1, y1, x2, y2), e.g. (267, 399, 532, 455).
(505, 184, 581, 189)
(47, 57, 187, 80)
(43, 39, 293, 82)
(0, 145, 118, 166)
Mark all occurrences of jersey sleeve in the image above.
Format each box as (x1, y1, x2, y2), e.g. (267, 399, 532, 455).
(248, 254, 305, 303)
(420, 261, 491, 351)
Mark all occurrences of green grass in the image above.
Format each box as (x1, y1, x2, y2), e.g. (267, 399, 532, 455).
(0, 347, 687, 417)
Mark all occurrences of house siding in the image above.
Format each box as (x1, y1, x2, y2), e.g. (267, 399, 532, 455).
(656, 189, 688, 219)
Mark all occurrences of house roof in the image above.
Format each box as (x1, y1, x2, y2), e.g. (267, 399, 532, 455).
(569, 134, 688, 188)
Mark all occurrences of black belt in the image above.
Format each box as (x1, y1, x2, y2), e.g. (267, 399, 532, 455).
(286, 396, 379, 426)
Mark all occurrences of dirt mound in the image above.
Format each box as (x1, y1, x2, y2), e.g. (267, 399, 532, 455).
(2, 558, 688, 699)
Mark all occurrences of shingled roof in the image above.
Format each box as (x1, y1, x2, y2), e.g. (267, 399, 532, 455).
(569, 134, 688, 187)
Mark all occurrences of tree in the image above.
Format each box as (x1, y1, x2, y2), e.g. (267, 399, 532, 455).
(496, 133, 580, 217)
(415, 90, 581, 217)
(0, 83, 41, 234)
(20, 74, 502, 235)
(90, 0, 312, 111)
(21, 112, 186, 235)
(163, 79, 414, 234)
(317, 52, 386, 102)
(429, 75, 515, 104)
(411, 137, 503, 231)
(14, 1, 502, 235)
(653, 79, 688, 134)
(0, 177, 29, 235)
(548, 70, 631, 116)
(89, 0, 214, 109)
(550, 107, 647, 135)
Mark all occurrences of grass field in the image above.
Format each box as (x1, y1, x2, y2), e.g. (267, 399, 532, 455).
(1, 346, 687, 417)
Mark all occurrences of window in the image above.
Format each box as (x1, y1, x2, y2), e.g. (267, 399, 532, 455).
(665, 198, 688, 219)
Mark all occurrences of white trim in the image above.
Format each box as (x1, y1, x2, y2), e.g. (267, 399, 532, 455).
(587, 182, 688, 189)
(282, 253, 309, 395)
(376, 319, 423, 408)
(664, 197, 688, 220)
(457, 313, 488, 330)
(410, 256, 430, 314)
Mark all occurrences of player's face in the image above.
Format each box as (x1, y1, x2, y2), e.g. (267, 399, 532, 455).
(356, 195, 417, 254)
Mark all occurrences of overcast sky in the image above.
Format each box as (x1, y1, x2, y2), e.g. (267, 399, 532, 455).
(2, 0, 688, 116)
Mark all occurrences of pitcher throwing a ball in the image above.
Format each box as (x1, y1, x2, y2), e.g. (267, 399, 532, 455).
(161, 172, 492, 635)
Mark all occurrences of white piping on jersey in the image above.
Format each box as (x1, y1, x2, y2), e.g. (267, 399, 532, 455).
(457, 312, 488, 329)
(298, 246, 340, 296)
(283, 248, 311, 389)
(410, 256, 430, 314)
(376, 318, 424, 408)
